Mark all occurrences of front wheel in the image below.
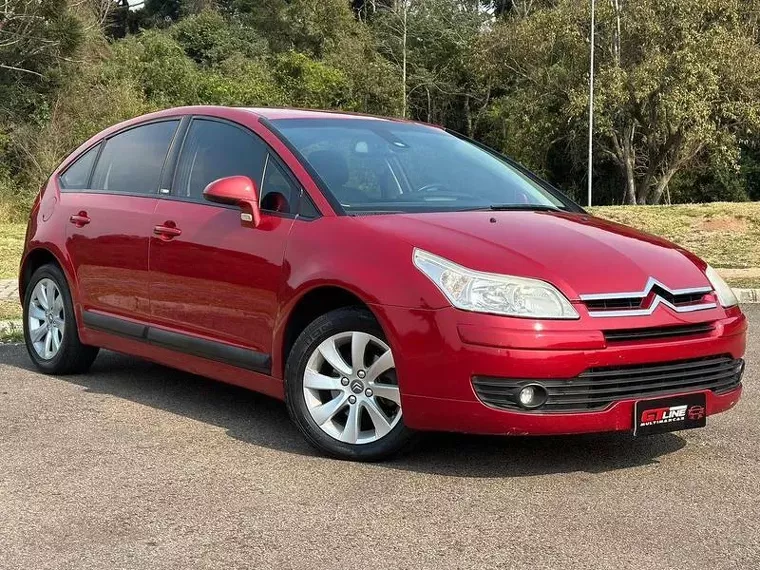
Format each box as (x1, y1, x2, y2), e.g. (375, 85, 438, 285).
(285, 307, 414, 461)
(23, 264, 99, 374)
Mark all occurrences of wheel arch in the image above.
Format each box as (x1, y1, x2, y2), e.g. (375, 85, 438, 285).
(19, 246, 75, 303)
(274, 284, 389, 380)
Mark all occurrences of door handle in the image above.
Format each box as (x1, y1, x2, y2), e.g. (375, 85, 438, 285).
(69, 212, 90, 227)
(153, 223, 182, 239)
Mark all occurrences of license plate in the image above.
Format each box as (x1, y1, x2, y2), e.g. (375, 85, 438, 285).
(634, 393, 707, 436)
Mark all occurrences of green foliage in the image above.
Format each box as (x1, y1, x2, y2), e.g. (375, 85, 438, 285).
(0, 0, 84, 117)
(172, 10, 268, 67)
(0, 0, 92, 219)
(372, 0, 487, 126)
(3, 0, 760, 221)
(479, 0, 760, 204)
(273, 51, 349, 108)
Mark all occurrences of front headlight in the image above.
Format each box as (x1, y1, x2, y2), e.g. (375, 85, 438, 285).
(705, 265, 738, 307)
(413, 249, 579, 319)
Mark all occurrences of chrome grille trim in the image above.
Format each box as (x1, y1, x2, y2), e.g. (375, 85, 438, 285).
(579, 277, 712, 301)
(579, 277, 714, 318)
(585, 299, 716, 318)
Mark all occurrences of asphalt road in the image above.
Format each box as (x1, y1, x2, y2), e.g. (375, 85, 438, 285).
(1, 310, 759, 570)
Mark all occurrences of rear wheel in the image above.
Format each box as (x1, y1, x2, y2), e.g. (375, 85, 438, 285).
(23, 264, 99, 374)
(285, 307, 413, 461)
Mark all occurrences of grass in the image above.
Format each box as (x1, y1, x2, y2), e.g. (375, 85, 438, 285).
(590, 202, 760, 269)
(0, 222, 25, 278)
(591, 202, 760, 288)
(0, 323, 23, 343)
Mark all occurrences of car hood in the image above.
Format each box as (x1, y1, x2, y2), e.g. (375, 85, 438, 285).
(356, 210, 710, 300)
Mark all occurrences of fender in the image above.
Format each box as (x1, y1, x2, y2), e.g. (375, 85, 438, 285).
(271, 278, 398, 380)
(20, 242, 79, 307)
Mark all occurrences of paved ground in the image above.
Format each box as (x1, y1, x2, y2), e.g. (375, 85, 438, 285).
(0, 278, 18, 302)
(0, 311, 758, 570)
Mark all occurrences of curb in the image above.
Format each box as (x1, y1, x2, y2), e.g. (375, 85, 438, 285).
(733, 289, 760, 304)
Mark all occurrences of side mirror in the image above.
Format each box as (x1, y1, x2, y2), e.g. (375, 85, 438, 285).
(203, 176, 261, 228)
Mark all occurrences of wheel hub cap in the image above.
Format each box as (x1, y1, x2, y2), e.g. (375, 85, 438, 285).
(28, 278, 65, 360)
(302, 331, 402, 445)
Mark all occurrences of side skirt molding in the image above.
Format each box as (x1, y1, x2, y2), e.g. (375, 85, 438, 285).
(82, 310, 272, 375)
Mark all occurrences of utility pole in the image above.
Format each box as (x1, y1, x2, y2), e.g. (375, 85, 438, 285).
(587, 0, 595, 208)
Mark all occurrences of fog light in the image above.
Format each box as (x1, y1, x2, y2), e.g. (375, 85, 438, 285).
(516, 384, 548, 409)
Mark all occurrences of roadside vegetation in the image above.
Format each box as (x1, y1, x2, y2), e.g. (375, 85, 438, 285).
(0, 224, 25, 278)
(4, 0, 760, 221)
(590, 203, 760, 271)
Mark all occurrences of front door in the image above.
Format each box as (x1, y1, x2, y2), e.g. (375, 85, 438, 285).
(147, 117, 298, 366)
(63, 119, 180, 319)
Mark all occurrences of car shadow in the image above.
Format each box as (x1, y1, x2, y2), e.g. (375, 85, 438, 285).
(1, 346, 687, 478)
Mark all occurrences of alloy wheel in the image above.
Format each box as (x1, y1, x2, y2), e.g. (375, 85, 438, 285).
(303, 331, 402, 445)
(28, 278, 65, 360)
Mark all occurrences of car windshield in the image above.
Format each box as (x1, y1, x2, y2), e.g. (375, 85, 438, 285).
(272, 118, 573, 214)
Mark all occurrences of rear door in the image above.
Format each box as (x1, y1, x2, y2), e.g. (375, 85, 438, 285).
(147, 117, 299, 372)
(62, 119, 180, 319)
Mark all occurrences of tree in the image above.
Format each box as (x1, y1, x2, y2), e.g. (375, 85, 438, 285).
(0, 0, 83, 107)
(373, 0, 488, 128)
(478, 0, 760, 204)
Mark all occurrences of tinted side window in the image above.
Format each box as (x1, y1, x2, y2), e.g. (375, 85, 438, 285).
(60, 144, 100, 190)
(260, 155, 299, 214)
(91, 120, 179, 194)
(173, 119, 267, 200)
(298, 193, 320, 218)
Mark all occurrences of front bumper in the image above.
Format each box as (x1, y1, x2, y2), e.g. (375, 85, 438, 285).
(371, 304, 747, 435)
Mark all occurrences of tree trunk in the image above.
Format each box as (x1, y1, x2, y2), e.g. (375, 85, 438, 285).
(636, 180, 650, 204)
(464, 94, 472, 136)
(611, 0, 621, 64)
(621, 127, 637, 205)
(426, 86, 432, 123)
(624, 161, 636, 204)
(649, 165, 679, 205)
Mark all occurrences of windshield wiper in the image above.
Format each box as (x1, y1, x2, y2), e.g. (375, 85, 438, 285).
(465, 204, 564, 212)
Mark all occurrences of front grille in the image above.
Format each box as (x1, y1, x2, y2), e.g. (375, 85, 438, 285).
(584, 298, 643, 311)
(604, 322, 714, 343)
(472, 355, 743, 413)
(583, 291, 709, 312)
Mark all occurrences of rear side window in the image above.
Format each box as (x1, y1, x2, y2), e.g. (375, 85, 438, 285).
(91, 120, 179, 194)
(173, 119, 267, 200)
(60, 144, 100, 190)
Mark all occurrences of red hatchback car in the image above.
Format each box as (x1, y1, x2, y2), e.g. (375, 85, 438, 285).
(20, 106, 747, 460)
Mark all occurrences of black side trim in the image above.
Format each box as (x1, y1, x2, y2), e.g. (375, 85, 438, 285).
(146, 327, 271, 374)
(83, 310, 271, 375)
(83, 311, 147, 339)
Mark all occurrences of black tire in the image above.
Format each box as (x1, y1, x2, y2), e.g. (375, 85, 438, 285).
(23, 264, 99, 374)
(285, 307, 415, 461)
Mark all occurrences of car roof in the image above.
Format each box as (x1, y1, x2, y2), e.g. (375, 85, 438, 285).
(58, 106, 440, 174)
(244, 107, 408, 122)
